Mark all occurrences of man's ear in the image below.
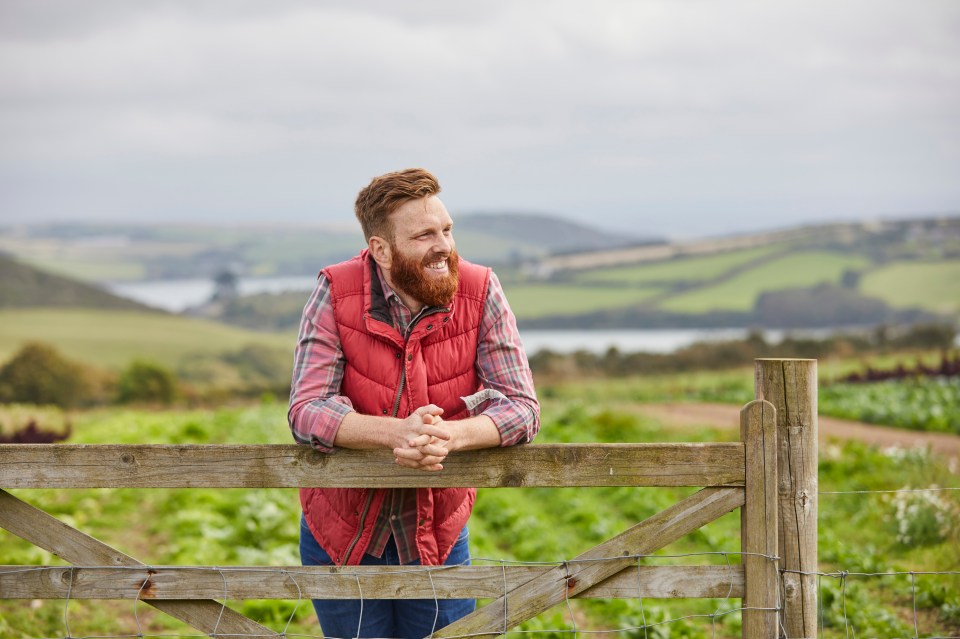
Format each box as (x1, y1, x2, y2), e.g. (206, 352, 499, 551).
(368, 236, 392, 269)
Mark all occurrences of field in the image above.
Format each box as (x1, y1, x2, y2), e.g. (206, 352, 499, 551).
(502, 283, 664, 319)
(572, 245, 783, 287)
(4, 217, 958, 330)
(517, 249, 958, 323)
(860, 260, 960, 315)
(2, 366, 958, 639)
(657, 251, 871, 313)
(0, 309, 293, 371)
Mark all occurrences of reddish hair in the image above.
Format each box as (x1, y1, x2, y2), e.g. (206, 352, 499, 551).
(354, 168, 442, 241)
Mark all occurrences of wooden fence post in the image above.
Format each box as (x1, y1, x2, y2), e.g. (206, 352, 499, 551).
(754, 358, 818, 639)
(741, 399, 778, 638)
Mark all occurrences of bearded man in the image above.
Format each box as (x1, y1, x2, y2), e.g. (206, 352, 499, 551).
(288, 167, 540, 638)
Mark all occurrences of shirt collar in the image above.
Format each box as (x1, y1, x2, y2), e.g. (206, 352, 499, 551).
(373, 262, 403, 308)
(372, 261, 450, 316)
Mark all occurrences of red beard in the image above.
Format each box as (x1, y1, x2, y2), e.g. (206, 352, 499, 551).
(390, 246, 460, 308)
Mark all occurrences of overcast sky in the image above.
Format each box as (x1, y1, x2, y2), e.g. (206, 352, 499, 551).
(1, 1, 958, 238)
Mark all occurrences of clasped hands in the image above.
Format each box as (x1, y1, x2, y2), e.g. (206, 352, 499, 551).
(393, 404, 453, 472)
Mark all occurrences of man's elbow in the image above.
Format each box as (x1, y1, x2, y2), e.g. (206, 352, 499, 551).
(516, 403, 541, 445)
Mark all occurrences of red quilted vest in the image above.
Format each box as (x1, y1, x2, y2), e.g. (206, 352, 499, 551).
(300, 250, 490, 565)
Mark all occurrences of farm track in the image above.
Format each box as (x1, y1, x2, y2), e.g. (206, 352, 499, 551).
(638, 402, 960, 457)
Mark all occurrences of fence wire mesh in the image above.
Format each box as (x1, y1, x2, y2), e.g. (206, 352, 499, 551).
(3, 487, 958, 638)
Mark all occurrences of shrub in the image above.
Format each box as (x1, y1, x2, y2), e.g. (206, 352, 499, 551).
(116, 359, 178, 405)
(0, 403, 72, 443)
(0, 341, 102, 408)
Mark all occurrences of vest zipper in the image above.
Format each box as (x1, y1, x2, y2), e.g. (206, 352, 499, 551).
(341, 491, 374, 566)
(342, 349, 405, 565)
(391, 367, 406, 418)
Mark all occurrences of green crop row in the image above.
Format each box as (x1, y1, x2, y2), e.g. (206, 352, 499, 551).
(820, 378, 960, 434)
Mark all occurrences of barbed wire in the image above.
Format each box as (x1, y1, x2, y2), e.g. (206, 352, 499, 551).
(11, 551, 960, 639)
(820, 486, 960, 495)
(7, 484, 960, 639)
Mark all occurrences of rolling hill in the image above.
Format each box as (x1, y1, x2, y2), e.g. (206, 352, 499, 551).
(1, 215, 957, 335)
(0, 254, 158, 311)
(0, 213, 650, 283)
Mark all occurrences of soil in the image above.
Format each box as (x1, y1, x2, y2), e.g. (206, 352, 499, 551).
(637, 402, 960, 458)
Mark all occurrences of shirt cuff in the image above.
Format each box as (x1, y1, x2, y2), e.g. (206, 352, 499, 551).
(462, 389, 538, 447)
(297, 396, 355, 453)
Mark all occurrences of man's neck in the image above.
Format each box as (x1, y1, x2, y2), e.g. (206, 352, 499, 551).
(378, 266, 425, 315)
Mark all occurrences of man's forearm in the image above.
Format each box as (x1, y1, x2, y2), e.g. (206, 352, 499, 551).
(334, 411, 405, 450)
(335, 404, 456, 453)
(335, 411, 501, 452)
(447, 415, 502, 452)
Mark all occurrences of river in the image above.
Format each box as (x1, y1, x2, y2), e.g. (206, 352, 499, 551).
(104, 276, 823, 354)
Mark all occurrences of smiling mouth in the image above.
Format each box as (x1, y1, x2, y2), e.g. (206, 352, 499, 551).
(425, 258, 448, 272)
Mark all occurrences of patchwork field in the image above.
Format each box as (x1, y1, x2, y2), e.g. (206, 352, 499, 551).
(860, 259, 960, 314)
(0, 309, 293, 370)
(657, 251, 871, 313)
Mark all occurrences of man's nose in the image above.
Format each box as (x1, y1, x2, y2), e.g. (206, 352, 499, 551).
(435, 233, 453, 254)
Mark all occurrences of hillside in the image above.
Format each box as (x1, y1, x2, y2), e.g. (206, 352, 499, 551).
(508, 216, 960, 328)
(456, 212, 652, 254)
(0, 254, 158, 311)
(0, 213, 648, 283)
(2, 215, 957, 331)
(0, 308, 293, 373)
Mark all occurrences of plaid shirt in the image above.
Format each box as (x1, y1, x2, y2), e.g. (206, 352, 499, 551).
(289, 261, 540, 563)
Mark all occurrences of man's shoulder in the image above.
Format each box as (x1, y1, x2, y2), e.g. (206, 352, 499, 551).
(323, 251, 367, 274)
(322, 251, 370, 299)
(456, 257, 492, 298)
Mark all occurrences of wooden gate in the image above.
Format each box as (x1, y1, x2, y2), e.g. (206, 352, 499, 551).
(0, 358, 817, 638)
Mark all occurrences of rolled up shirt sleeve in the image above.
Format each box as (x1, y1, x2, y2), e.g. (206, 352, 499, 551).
(287, 274, 355, 453)
(474, 272, 541, 446)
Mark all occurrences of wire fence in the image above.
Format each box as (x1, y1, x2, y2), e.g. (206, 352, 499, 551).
(4, 485, 958, 638)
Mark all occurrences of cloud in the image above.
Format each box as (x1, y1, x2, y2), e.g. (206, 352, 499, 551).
(0, 0, 958, 235)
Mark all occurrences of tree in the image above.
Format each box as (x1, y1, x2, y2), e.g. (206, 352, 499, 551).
(0, 342, 97, 408)
(116, 360, 178, 405)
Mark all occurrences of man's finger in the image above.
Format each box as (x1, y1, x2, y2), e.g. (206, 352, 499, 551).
(415, 442, 450, 458)
(395, 456, 444, 472)
(395, 446, 447, 464)
(406, 434, 433, 448)
(418, 423, 451, 441)
(414, 404, 445, 417)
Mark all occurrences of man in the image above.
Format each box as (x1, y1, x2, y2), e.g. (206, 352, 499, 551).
(288, 167, 540, 638)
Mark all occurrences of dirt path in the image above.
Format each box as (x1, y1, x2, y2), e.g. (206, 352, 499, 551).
(637, 402, 960, 458)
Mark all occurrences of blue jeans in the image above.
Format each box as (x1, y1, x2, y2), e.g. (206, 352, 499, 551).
(299, 515, 476, 638)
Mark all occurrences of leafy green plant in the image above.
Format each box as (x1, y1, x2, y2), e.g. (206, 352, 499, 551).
(820, 378, 960, 433)
(116, 359, 178, 405)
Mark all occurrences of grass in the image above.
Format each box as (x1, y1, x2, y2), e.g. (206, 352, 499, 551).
(0, 309, 294, 370)
(16, 257, 148, 282)
(502, 283, 664, 319)
(572, 244, 784, 286)
(659, 251, 872, 313)
(860, 259, 960, 314)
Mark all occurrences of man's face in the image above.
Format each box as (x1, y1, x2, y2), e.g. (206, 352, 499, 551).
(383, 195, 459, 309)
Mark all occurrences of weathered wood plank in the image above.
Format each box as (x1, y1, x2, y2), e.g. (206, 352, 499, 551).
(0, 490, 278, 637)
(0, 443, 744, 489)
(740, 399, 779, 638)
(433, 486, 745, 637)
(755, 358, 818, 639)
(0, 564, 744, 600)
